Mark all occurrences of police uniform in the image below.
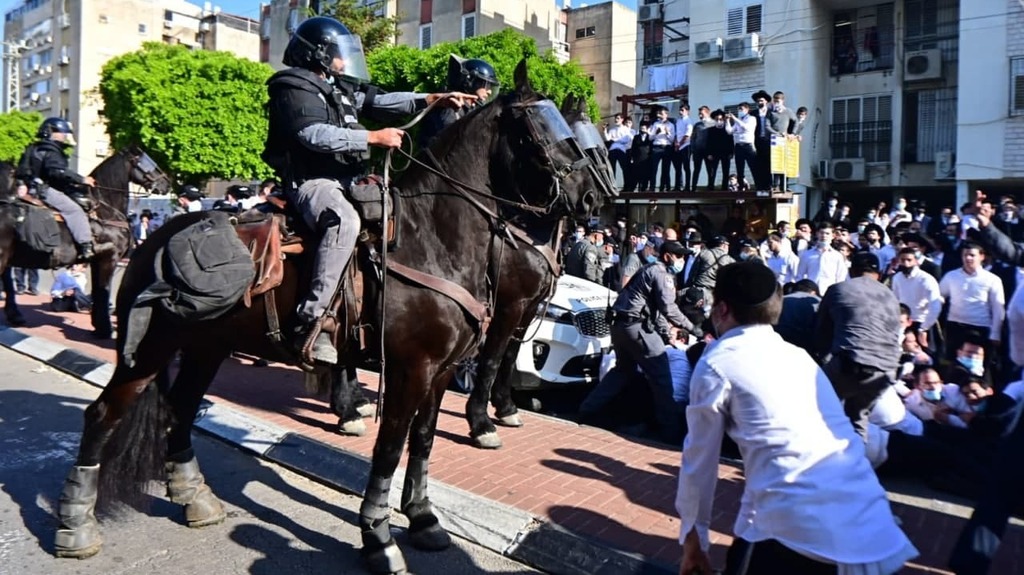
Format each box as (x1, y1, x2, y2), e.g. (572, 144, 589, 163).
(579, 245, 694, 443)
(262, 17, 433, 363)
(16, 133, 94, 256)
(417, 55, 498, 150)
(565, 238, 604, 284)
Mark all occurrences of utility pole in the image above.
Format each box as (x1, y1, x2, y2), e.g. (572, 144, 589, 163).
(2, 40, 27, 113)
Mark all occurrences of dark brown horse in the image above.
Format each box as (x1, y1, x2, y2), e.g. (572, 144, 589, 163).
(0, 146, 171, 336)
(52, 62, 603, 573)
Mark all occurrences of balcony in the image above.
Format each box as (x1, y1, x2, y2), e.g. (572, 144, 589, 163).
(829, 121, 893, 163)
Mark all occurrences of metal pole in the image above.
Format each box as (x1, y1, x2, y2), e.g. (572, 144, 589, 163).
(2, 41, 27, 113)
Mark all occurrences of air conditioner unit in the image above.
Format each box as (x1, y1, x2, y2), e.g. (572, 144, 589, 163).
(43, 95, 51, 104)
(44, 35, 53, 44)
(164, 19, 173, 29)
(44, 65, 52, 73)
(29, 92, 40, 103)
(637, 3, 662, 23)
(817, 159, 830, 180)
(32, 64, 40, 72)
(935, 151, 955, 179)
(723, 33, 760, 64)
(59, 55, 70, 65)
(59, 78, 69, 90)
(830, 158, 866, 181)
(905, 49, 942, 82)
(693, 38, 723, 63)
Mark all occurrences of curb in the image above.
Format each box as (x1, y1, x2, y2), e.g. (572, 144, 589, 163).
(0, 326, 674, 575)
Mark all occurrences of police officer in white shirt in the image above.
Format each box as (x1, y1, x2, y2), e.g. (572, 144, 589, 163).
(678, 261, 917, 574)
(650, 106, 675, 192)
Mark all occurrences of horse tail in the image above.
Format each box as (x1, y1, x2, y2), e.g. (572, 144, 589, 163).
(97, 366, 174, 509)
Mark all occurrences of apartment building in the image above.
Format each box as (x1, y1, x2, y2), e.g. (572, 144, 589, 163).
(3, 0, 259, 175)
(564, 1, 636, 121)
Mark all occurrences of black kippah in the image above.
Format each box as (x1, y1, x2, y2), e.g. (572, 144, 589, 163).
(715, 262, 778, 306)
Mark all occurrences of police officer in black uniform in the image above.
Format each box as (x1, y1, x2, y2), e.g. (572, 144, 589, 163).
(418, 54, 499, 149)
(16, 117, 97, 260)
(578, 240, 695, 443)
(261, 16, 476, 364)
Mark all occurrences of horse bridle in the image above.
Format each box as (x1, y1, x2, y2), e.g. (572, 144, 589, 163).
(570, 119, 618, 199)
(128, 148, 171, 193)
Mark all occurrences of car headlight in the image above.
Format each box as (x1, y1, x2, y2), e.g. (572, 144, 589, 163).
(539, 303, 574, 325)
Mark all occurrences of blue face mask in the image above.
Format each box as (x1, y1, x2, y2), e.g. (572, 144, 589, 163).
(594, 240, 604, 248)
(671, 259, 686, 273)
(738, 110, 748, 119)
(922, 388, 943, 402)
(958, 356, 984, 375)
(645, 254, 658, 264)
(574, 232, 584, 241)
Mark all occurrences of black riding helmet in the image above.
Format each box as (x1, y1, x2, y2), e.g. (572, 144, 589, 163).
(38, 117, 77, 146)
(446, 55, 499, 101)
(282, 16, 370, 84)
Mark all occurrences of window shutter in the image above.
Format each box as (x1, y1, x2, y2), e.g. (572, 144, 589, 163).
(917, 90, 937, 162)
(1013, 58, 1024, 113)
(746, 4, 762, 34)
(463, 15, 475, 39)
(420, 25, 432, 49)
(727, 8, 743, 36)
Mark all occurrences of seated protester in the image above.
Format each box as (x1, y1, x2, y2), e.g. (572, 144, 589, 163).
(905, 365, 972, 428)
(50, 263, 91, 312)
(900, 327, 934, 367)
(953, 332, 987, 377)
(956, 370, 1022, 439)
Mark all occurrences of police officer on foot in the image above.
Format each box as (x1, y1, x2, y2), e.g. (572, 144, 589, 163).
(16, 117, 98, 261)
(579, 240, 695, 444)
(262, 16, 477, 365)
(565, 225, 606, 284)
(419, 54, 499, 149)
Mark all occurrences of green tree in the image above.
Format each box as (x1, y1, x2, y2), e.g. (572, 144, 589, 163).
(99, 43, 274, 183)
(367, 29, 600, 119)
(0, 110, 43, 163)
(322, 0, 400, 54)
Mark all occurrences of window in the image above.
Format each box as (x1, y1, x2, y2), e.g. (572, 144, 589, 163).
(830, 95, 893, 162)
(830, 4, 894, 75)
(462, 0, 476, 13)
(726, 1, 762, 36)
(462, 14, 475, 39)
(419, 24, 432, 49)
(138, 23, 147, 34)
(420, 0, 432, 24)
(903, 88, 957, 163)
(1013, 57, 1024, 116)
(905, 0, 959, 61)
(643, 43, 663, 66)
(575, 26, 595, 39)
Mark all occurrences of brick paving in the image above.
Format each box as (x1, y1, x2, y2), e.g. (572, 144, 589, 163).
(4, 292, 1023, 574)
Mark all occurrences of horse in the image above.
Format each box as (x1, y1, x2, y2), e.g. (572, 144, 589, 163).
(0, 146, 172, 337)
(51, 60, 604, 574)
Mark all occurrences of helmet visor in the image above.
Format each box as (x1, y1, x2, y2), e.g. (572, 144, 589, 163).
(467, 76, 500, 103)
(325, 34, 370, 84)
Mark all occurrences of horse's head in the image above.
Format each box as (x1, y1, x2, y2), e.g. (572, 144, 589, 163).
(124, 146, 172, 195)
(561, 95, 618, 200)
(481, 60, 604, 219)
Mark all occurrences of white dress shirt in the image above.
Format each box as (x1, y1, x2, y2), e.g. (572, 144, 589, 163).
(651, 119, 675, 147)
(677, 325, 917, 571)
(725, 114, 756, 145)
(891, 267, 943, 330)
(939, 267, 1006, 335)
(903, 385, 972, 429)
(796, 246, 849, 294)
(674, 116, 693, 149)
(606, 124, 633, 153)
(765, 251, 800, 285)
(1008, 282, 1024, 366)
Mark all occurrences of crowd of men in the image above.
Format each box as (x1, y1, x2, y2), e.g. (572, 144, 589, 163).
(602, 91, 808, 195)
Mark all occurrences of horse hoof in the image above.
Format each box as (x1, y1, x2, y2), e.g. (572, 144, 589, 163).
(54, 524, 103, 559)
(338, 418, 367, 436)
(472, 431, 503, 449)
(363, 540, 408, 575)
(495, 413, 523, 428)
(184, 487, 227, 528)
(356, 403, 375, 418)
(409, 522, 452, 551)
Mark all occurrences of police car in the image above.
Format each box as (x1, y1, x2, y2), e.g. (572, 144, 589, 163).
(454, 275, 615, 393)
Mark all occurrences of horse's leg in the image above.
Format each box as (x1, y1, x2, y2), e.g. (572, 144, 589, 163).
(464, 311, 521, 449)
(360, 370, 419, 575)
(402, 378, 451, 551)
(490, 337, 525, 427)
(330, 364, 367, 436)
(1, 265, 25, 326)
(89, 254, 116, 338)
(55, 344, 178, 558)
(165, 347, 229, 528)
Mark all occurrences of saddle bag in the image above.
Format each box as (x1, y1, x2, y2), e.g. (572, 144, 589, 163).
(346, 174, 391, 222)
(13, 203, 63, 253)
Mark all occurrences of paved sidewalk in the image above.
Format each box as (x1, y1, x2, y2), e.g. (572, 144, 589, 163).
(3, 293, 1022, 574)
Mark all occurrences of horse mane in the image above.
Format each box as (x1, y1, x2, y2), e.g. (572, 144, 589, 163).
(88, 148, 133, 215)
(424, 90, 547, 162)
(0, 161, 14, 200)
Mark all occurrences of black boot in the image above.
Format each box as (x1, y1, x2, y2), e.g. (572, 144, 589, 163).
(293, 325, 338, 365)
(76, 242, 95, 261)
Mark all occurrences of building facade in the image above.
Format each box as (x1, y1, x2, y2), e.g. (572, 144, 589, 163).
(3, 0, 259, 174)
(564, 1, 636, 121)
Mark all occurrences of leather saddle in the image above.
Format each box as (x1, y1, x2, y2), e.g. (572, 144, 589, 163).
(16, 192, 97, 222)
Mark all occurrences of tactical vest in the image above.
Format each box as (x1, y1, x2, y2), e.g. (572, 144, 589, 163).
(16, 142, 45, 188)
(262, 67, 368, 184)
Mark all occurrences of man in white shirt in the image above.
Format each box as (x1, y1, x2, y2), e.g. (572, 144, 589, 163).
(796, 222, 849, 294)
(677, 261, 917, 574)
(603, 113, 633, 183)
(764, 232, 799, 284)
(939, 241, 1005, 363)
(650, 106, 675, 192)
(724, 103, 756, 192)
(891, 247, 943, 349)
(671, 105, 694, 192)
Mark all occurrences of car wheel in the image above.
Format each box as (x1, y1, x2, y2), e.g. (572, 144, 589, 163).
(452, 358, 476, 393)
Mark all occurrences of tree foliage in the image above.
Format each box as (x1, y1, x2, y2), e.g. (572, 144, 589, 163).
(367, 29, 600, 119)
(0, 110, 43, 163)
(322, 0, 400, 54)
(99, 43, 274, 183)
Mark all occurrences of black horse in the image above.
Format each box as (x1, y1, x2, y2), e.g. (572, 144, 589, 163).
(0, 146, 171, 336)
(51, 61, 603, 574)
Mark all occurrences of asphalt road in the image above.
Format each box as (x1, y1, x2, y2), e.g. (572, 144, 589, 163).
(0, 346, 540, 575)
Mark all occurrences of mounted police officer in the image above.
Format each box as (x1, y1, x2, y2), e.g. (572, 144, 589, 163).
(262, 16, 476, 364)
(15, 117, 97, 260)
(418, 54, 499, 149)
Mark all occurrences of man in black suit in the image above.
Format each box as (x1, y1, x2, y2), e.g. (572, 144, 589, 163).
(813, 192, 842, 226)
(626, 121, 653, 192)
(751, 90, 774, 194)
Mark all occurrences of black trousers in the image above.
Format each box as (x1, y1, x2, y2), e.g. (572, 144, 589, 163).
(672, 146, 691, 190)
(707, 154, 731, 189)
(651, 145, 672, 190)
(754, 137, 772, 191)
(724, 539, 837, 575)
(608, 148, 628, 181)
(824, 354, 892, 441)
(691, 149, 708, 189)
(733, 144, 756, 190)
